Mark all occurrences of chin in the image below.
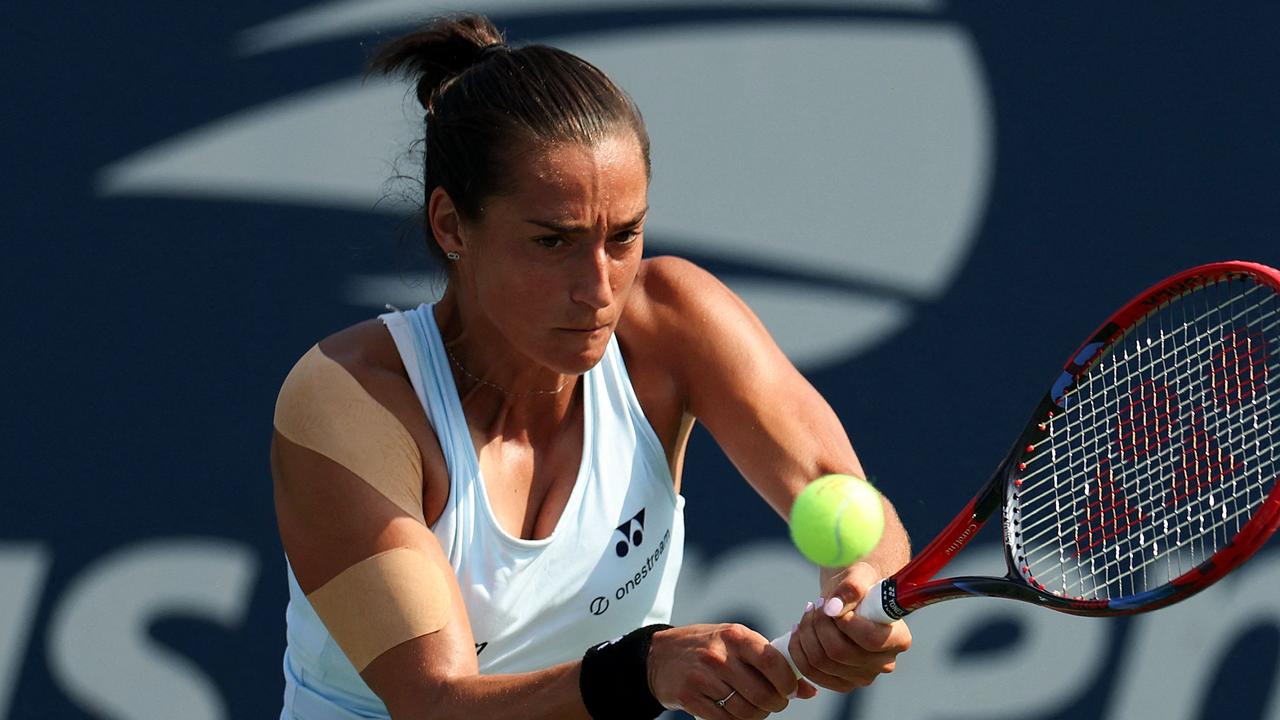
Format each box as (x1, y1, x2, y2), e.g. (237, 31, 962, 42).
(563, 347, 608, 374)
(554, 338, 610, 375)
(545, 327, 612, 374)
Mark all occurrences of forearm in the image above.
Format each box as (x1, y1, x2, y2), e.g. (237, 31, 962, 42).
(384, 661, 590, 720)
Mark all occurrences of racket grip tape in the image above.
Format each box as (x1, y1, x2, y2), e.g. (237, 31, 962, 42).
(767, 579, 894, 678)
(854, 579, 896, 624)
(768, 633, 800, 677)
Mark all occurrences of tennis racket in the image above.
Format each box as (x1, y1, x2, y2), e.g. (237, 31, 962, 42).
(771, 260, 1280, 668)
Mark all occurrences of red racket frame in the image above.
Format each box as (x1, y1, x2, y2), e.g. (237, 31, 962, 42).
(870, 260, 1280, 620)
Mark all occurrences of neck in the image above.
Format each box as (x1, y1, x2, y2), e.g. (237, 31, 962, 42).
(446, 345, 572, 397)
(432, 293, 580, 421)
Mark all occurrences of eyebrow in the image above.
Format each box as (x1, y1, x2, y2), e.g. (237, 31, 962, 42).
(525, 206, 649, 234)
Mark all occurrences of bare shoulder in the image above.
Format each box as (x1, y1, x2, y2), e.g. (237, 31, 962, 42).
(312, 319, 422, 418)
(617, 256, 701, 375)
(621, 255, 749, 338)
(278, 318, 447, 518)
(312, 319, 406, 385)
(618, 256, 778, 424)
(620, 255, 770, 359)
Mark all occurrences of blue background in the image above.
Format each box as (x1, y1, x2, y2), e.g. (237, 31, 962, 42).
(4, 2, 1279, 718)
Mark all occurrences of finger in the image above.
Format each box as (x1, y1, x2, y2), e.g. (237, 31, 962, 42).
(681, 684, 734, 720)
(796, 611, 847, 678)
(727, 657, 788, 714)
(685, 695, 734, 720)
(812, 613, 864, 668)
(788, 615, 849, 690)
(719, 689, 769, 720)
(694, 686, 763, 720)
(796, 678, 819, 699)
(823, 562, 881, 616)
(740, 632, 799, 700)
(716, 625, 789, 712)
(677, 669, 736, 720)
(835, 613, 910, 653)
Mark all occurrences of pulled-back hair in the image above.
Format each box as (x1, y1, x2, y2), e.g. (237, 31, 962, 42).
(369, 15, 651, 264)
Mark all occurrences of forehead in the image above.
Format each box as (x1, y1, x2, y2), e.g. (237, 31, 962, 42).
(493, 135, 649, 220)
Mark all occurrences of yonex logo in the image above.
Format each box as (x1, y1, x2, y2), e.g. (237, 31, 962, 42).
(613, 508, 645, 557)
(587, 528, 672, 617)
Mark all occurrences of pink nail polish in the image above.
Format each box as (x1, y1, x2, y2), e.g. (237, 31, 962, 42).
(804, 601, 814, 613)
(824, 597, 845, 617)
(791, 623, 798, 633)
(817, 596, 825, 608)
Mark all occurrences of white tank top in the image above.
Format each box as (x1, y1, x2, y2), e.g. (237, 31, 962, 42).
(279, 303, 686, 719)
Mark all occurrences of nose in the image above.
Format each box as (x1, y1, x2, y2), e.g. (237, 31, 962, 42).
(570, 243, 614, 310)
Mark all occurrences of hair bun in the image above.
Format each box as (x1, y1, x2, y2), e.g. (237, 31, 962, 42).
(368, 14, 507, 112)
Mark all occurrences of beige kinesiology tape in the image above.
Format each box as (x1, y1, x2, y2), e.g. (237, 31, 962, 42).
(307, 547, 452, 671)
(275, 346, 451, 669)
(274, 344, 426, 523)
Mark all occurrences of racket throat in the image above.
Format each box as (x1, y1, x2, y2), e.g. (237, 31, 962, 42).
(903, 484, 1000, 581)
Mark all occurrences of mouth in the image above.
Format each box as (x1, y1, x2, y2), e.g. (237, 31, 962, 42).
(558, 324, 610, 335)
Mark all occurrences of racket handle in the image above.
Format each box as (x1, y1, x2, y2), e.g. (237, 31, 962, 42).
(769, 633, 800, 677)
(768, 579, 895, 678)
(854, 579, 896, 625)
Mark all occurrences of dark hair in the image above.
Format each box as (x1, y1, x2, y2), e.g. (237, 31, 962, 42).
(369, 15, 651, 265)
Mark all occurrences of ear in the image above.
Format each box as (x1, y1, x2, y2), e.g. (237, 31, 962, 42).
(427, 187, 466, 258)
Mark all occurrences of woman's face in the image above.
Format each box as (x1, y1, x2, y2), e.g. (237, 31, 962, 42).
(446, 133, 649, 375)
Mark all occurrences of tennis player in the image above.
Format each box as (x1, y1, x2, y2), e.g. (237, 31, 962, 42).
(272, 14, 912, 720)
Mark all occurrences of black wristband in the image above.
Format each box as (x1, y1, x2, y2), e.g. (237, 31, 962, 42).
(579, 624, 672, 720)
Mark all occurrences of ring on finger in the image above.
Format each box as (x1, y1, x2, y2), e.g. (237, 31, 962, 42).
(715, 690, 737, 708)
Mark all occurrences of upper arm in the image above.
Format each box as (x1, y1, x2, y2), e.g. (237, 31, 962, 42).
(625, 257, 865, 517)
(271, 339, 478, 709)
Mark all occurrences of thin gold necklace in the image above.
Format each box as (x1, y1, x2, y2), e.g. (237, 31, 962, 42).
(445, 346, 571, 397)
(383, 304, 572, 397)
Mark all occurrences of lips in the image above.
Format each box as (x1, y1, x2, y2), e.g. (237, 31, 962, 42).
(559, 322, 610, 333)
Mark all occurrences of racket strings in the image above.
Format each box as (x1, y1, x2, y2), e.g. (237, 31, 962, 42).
(1017, 401, 1279, 595)
(1020, 289, 1278, 461)
(1071, 500, 1261, 599)
(1015, 311, 1280, 538)
(1009, 276, 1280, 601)
(1017, 393, 1280, 540)
(1016, 291, 1277, 502)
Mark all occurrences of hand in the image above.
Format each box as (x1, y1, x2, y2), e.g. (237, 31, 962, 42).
(647, 624, 818, 719)
(787, 562, 912, 692)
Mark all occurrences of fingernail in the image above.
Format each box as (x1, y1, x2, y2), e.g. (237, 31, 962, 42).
(787, 690, 798, 699)
(791, 623, 798, 633)
(824, 597, 845, 617)
(804, 601, 814, 613)
(817, 596, 825, 608)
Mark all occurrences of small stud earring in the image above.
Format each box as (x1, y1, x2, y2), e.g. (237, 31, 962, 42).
(446, 251, 460, 261)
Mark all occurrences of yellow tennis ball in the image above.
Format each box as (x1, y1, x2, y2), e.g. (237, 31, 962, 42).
(789, 474, 885, 567)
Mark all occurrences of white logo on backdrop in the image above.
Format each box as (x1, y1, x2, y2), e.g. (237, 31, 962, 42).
(97, 0, 992, 369)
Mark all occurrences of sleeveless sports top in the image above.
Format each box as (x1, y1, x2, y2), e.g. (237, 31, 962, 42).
(279, 303, 686, 719)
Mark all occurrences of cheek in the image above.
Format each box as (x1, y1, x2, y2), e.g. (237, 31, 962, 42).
(474, 262, 564, 325)
(611, 248, 643, 295)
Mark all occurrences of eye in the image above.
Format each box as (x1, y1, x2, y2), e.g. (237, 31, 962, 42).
(534, 235, 566, 249)
(613, 229, 642, 244)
